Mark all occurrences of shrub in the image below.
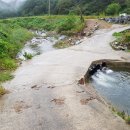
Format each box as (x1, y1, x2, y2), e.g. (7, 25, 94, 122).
(106, 3, 121, 15)
(23, 52, 33, 59)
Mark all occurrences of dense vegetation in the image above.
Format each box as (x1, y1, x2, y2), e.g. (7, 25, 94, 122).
(0, 0, 130, 18)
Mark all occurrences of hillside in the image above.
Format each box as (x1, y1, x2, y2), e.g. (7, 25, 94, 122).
(0, 0, 130, 18)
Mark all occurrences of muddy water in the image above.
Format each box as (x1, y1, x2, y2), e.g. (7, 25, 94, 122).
(91, 70, 130, 114)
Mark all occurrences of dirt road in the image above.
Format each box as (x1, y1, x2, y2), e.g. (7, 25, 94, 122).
(0, 25, 130, 130)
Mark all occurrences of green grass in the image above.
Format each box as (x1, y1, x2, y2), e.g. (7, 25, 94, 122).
(1, 15, 85, 35)
(0, 71, 14, 83)
(113, 30, 130, 42)
(113, 30, 130, 51)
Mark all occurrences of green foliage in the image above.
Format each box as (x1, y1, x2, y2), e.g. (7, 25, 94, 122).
(0, 20, 33, 71)
(56, 15, 84, 35)
(106, 3, 121, 15)
(113, 32, 122, 37)
(0, 0, 129, 17)
(2, 16, 84, 35)
(23, 52, 33, 60)
(0, 71, 14, 83)
(117, 111, 125, 119)
(53, 41, 70, 49)
(0, 15, 84, 83)
(113, 30, 130, 43)
(126, 116, 130, 124)
(125, 32, 130, 42)
(111, 107, 130, 125)
(0, 58, 17, 70)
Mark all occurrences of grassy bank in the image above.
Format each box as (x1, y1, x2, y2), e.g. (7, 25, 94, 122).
(112, 30, 130, 51)
(0, 15, 85, 85)
(4, 15, 85, 35)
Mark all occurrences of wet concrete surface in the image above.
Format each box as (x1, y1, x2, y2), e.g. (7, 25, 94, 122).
(0, 25, 130, 130)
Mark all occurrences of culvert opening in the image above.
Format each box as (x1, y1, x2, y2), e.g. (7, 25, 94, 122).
(84, 59, 130, 115)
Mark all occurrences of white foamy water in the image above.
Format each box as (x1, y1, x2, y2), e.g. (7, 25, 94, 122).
(17, 31, 66, 60)
(91, 70, 130, 114)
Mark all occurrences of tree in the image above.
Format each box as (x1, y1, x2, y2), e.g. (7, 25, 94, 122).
(106, 3, 121, 15)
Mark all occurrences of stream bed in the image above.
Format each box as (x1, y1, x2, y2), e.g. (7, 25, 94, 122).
(91, 70, 130, 114)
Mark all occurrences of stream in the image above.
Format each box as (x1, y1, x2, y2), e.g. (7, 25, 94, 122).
(17, 30, 66, 60)
(91, 69, 130, 114)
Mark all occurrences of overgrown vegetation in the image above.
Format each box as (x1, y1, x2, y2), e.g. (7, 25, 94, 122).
(0, 19, 33, 85)
(5, 15, 84, 35)
(113, 30, 130, 51)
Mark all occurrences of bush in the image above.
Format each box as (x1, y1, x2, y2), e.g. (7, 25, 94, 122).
(23, 52, 33, 60)
(57, 15, 84, 35)
(106, 3, 121, 15)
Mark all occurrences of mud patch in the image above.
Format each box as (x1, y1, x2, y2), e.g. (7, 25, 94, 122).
(80, 97, 95, 105)
(13, 101, 32, 113)
(51, 98, 65, 105)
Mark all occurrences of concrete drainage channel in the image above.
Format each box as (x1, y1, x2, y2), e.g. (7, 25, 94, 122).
(82, 59, 130, 116)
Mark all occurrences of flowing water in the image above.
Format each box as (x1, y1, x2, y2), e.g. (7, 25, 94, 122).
(91, 69, 130, 114)
(17, 30, 66, 60)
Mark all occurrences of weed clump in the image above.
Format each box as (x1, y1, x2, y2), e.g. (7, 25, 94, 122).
(0, 86, 6, 96)
(23, 52, 33, 60)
